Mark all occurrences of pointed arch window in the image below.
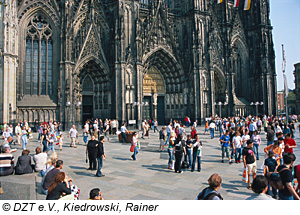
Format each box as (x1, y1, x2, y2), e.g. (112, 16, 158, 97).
(25, 15, 53, 95)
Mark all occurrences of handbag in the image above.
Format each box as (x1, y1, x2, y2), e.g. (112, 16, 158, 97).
(130, 144, 135, 152)
(242, 167, 248, 183)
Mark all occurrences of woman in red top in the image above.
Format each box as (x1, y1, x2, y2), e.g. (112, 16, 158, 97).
(191, 127, 197, 139)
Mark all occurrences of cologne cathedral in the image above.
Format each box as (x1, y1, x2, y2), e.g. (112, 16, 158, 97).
(0, 0, 277, 127)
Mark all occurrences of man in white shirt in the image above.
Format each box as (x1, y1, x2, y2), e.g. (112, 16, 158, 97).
(111, 120, 117, 135)
(179, 124, 187, 140)
(15, 123, 22, 145)
(67, 125, 79, 148)
(141, 120, 146, 139)
(209, 121, 216, 139)
(83, 121, 89, 145)
(2, 128, 12, 145)
(232, 131, 243, 163)
(165, 122, 173, 145)
(120, 123, 128, 143)
(241, 130, 250, 148)
(193, 120, 197, 129)
(153, 119, 159, 133)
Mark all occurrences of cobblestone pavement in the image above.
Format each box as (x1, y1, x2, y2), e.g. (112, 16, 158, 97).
(1, 125, 299, 200)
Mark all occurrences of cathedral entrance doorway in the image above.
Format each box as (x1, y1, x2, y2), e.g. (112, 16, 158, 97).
(75, 59, 111, 125)
(142, 67, 165, 125)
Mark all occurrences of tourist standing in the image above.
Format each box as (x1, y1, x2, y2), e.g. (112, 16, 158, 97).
(15, 123, 22, 145)
(83, 121, 89, 145)
(184, 135, 193, 169)
(174, 134, 186, 173)
(209, 120, 216, 139)
(159, 126, 166, 152)
(96, 136, 105, 177)
(167, 132, 175, 169)
(191, 134, 202, 172)
(232, 131, 242, 163)
(40, 129, 49, 152)
(120, 123, 128, 143)
(103, 120, 110, 142)
(86, 135, 98, 170)
(21, 126, 28, 150)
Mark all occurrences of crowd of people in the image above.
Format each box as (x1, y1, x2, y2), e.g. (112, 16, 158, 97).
(1, 114, 300, 200)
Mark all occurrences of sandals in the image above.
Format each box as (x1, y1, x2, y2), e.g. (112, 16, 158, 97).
(247, 186, 252, 190)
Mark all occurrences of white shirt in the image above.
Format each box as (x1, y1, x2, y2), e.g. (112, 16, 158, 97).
(33, 153, 48, 172)
(2, 131, 10, 139)
(69, 128, 77, 138)
(15, 126, 22, 135)
(193, 141, 202, 157)
(121, 126, 127, 133)
(242, 134, 250, 147)
(84, 123, 89, 132)
(167, 125, 172, 133)
(111, 120, 117, 128)
(154, 121, 158, 126)
(209, 122, 216, 129)
(233, 136, 242, 148)
(193, 121, 197, 128)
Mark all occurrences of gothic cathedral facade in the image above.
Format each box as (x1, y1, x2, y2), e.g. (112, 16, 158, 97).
(0, 0, 277, 127)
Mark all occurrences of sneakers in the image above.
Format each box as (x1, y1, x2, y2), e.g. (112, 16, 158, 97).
(229, 160, 233, 164)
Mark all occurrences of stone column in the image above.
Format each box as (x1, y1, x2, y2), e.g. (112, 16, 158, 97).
(210, 70, 215, 117)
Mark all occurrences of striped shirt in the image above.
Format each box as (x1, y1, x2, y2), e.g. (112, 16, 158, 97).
(0, 153, 14, 171)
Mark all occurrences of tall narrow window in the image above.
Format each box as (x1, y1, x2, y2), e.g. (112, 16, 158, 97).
(25, 15, 53, 95)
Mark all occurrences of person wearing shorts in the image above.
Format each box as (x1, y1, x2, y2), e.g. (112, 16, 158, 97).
(242, 140, 257, 190)
(159, 127, 166, 152)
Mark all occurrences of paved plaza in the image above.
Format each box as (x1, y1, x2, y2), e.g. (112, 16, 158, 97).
(1, 125, 300, 200)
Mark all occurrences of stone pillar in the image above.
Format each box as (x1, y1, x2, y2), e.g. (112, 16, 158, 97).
(210, 70, 215, 117)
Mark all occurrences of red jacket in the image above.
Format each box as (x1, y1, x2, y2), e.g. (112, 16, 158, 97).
(191, 129, 197, 139)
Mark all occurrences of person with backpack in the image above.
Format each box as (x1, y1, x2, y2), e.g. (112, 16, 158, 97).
(191, 134, 202, 172)
(196, 173, 223, 200)
(174, 134, 186, 173)
(276, 153, 299, 200)
(246, 175, 274, 200)
(264, 140, 282, 166)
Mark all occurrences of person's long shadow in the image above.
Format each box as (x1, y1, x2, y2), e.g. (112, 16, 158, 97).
(112, 157, 132, 161)
(69, 166, 86, 170)
(141, 164, 171, 173)
(73, 171, 95, 177)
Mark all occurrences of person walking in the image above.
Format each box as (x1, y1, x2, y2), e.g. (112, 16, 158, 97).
(220, 130, 232, 164)
(184, 135, 193, 169)
(40, 129, 49, 153)
(86, 135, 98, 170)
(96, 136, 106, 177)
(130, 132, 139, 161)
(209, 120, 216, 139)
(232, 131, 242, 163)
(153, 119, 159, 133)
(103, 121, 110, 142)
(21, 127, 28, 150)
(266, 126, 275, 146)
(165, 122, 172, 145)
(252, 131, 261, 160)
(242, 140, 257, 190)
(67, 125, 79, 148)
(174, 134, 186, 173)
(15, 123, 22, 145)
(83, 121, 89, 145)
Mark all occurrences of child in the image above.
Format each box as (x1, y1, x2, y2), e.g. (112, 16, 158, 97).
(58, 133, 63, 151)
(48, 134, 55, 152)
(203, 121, 209, 135)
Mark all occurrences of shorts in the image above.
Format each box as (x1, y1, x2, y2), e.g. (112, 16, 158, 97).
(160, 139, 165, 146)
(221, 146, 230, 158)
(247, 162, 257, 174)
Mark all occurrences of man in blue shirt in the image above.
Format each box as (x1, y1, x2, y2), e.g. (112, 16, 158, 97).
(220, 130, 232, 164)
(249, 120, 257, 137)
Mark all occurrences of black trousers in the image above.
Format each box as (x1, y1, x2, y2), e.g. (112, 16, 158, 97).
(88, 153, 97, 170)
(175, 151, 183, 172)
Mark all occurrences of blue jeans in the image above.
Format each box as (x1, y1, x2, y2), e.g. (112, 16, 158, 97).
(191, 153, 201, 172)
(167, 148, 174, 165)
(165, 132, 171, 145)
(83, 136, 88, 144)
(267, 141, 273, 146)
(21, 135, 27, 150)
(121, 132, 127, 143)
(153, 126, 159, 133)
(132, 146, 139, 161)
(184, 148, 192, 168)
(210, 128, 215, 138)
(253, 144, 259, 160)
(42, 140, 48, 152)
(235, 148, 242, 161)
(267, 182, 278, 196)
(48, 144, 54, 152)
(278, 191, 293, 200)
(96, 156, 104, 177)
(186, 121, 189, 127)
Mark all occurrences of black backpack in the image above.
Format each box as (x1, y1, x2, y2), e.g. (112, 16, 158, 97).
(181, 161, 188, 169)
(196, 187, 223, 200)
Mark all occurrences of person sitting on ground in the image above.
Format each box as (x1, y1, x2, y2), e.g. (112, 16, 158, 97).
(15, 149, 33, 175)
(246, 175, 275, 200)
(0, 146, 14, 176)
(46, 172, 74, 200)
(88, 188, 104, 200)
(196, 173, 223, 200)
(41, 152, 58, 177)
(33, 147, 48, 172)
(42, 160, 63, 195)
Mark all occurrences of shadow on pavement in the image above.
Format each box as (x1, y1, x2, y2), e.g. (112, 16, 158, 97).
(141, 164, 170, 173)
(69, 166, 87, 170)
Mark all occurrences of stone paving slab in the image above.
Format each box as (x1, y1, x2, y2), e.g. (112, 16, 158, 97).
(0, 125, 300, 200)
